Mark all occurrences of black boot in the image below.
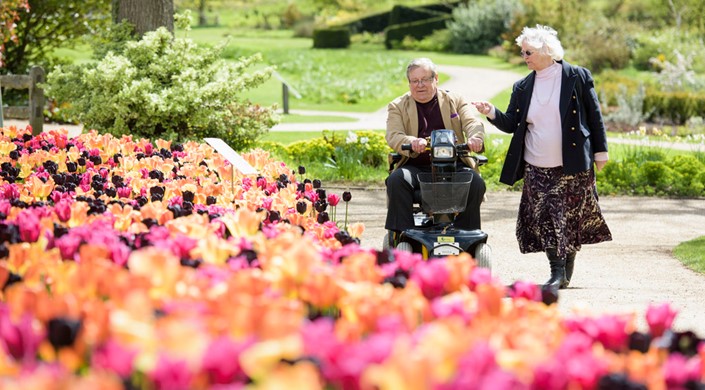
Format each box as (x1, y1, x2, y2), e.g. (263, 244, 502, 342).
(544, 248, 568, 290)
(564, 252, 576, 287)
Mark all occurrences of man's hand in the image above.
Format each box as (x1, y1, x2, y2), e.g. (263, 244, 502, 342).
(411, 137, 427, 154)
(466, 136, 483, 153)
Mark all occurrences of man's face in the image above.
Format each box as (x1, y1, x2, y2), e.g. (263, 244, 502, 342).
(408, 67, 437, 103)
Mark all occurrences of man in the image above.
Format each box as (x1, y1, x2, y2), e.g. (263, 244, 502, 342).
(385, 57, 486, 238)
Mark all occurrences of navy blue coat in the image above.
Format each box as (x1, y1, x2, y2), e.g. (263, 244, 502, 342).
(489, 60, 608, 186)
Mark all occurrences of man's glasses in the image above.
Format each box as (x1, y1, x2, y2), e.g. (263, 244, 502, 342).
(520, 50, 535, 57)
(409, 77, 435, 86)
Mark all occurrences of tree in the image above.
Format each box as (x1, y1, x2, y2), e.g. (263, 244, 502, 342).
(112, 0, 174, 36)
(1, 0, 108, 74)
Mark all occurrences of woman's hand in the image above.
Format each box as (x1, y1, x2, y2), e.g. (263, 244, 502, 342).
(472, 101, 494, 116)
(595, 160, 607, 172)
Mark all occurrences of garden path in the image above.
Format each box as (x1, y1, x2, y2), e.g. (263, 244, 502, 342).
(341, 187, 705, 336)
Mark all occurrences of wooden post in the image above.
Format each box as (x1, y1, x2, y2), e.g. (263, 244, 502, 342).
(282, 83, 290, 115)
(0, 83, 3, 128)
(29, 66, 45, 135)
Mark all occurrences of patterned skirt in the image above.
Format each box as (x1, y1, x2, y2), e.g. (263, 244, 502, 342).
(516, 164, 612, 259)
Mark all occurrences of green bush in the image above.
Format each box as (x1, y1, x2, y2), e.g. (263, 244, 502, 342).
(286, 139, 335, 163)
(384, 15, 451, 50)
(632, 29, 705, 73)
(312, 28, 351, 49)
(568, 17, 632, 73)
(597, 146, 705, 197)
(45, 27, 276, 150)
(447, 0, 519, 54)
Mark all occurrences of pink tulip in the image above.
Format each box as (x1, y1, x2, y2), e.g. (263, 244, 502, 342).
(0, 183, 20, 200)
(327, 193, 341, 207)
(0, 305, 44, 362)
(564, 314, 630, 352)
(468, 266, 494, 290)
(508, 280, 542, 301)
(54, 199, 72, 222)
(17, 210, 41, 243)
(410, 259, 449, 299)
(646, 302, 678, 337)
(91, 339, 137, 378)
(150, 355, 193, 390)
(201, 336, 253, 384)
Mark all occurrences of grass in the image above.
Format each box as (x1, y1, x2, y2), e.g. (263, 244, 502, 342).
(673, 237, 705, 274)
(278, 114, 358, 124)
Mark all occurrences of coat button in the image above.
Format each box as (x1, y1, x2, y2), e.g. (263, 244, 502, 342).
(573, 110, 577, 114)
(571, 127, 575, 131)
(516, 108, 520, 112)
(573, 95, 576, 99)
(517, 122, 521, 126)
(572, 143, 576, 147)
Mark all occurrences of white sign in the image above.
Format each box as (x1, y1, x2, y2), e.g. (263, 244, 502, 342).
(203, 138, 258, 175)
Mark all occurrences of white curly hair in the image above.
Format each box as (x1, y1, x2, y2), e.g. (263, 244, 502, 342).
(515, 24, 564, 61)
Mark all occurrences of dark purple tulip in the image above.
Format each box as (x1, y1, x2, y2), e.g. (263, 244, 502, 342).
(342, 191, 352, 202)
(296, 201, 307, 214)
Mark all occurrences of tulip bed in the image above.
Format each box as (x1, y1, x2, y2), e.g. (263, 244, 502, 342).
(1, 126, 704, 389)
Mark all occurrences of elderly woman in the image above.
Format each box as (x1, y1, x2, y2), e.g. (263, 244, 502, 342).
(473, 25, 612, 289)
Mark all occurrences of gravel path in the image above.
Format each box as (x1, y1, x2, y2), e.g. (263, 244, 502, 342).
(343, 187, 705, 335)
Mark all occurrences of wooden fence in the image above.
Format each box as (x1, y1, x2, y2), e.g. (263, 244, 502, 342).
(0, 66, 45, 135)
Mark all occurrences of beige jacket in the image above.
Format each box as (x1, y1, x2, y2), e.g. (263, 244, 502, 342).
(386, 89, 485, 170)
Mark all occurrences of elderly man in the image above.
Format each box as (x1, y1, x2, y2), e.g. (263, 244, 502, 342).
(385, 57, 486, 239)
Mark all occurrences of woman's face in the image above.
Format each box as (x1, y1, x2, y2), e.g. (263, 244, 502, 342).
(521, 42, 554, 71)
(407, 66, 438, 103)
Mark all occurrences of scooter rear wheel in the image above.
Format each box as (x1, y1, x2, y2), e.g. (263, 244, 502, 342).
(474, 243, 492, 270)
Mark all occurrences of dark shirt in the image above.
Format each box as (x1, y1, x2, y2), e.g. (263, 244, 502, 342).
(409, 95, 444, 166)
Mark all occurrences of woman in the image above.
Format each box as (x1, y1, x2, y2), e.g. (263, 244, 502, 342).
(472, 25, 612, 289)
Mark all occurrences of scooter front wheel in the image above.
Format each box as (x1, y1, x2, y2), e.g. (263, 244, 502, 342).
(395, 241, 413, 252)
(474, 243, 492, 270)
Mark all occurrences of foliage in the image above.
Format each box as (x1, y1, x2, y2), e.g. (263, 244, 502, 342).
(396, 29, 451, 52)
(312, 27, 351, 48)
(597, 146, 705, 197)
(602, 84, 650, 131)
(649, 49, 705, 92)
(631, 28, 705, 73)
(0, 0, 29, 67)
(1, 0, 110, 75)
(45, 27, 276, 151)
(568, 16, 633, 72)
(447, 0, 520, 54)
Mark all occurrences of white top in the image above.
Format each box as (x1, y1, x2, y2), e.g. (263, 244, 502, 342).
(524, 62, 563, 168)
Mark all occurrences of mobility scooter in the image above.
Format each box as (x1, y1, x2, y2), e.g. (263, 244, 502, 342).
(383, 129, 491, 269)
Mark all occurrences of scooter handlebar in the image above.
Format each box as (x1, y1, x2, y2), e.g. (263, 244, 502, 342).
(401, 144, 413, 151)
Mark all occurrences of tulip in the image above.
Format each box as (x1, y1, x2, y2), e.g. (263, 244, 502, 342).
(646, 302, 677, 338)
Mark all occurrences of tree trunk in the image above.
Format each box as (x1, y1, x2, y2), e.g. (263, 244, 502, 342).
(113, 0, 174, 36)
(198, 0, 207, 27)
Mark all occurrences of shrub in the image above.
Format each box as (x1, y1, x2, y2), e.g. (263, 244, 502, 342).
(312, 28, 351, 49)
(286, 139, 335, 163)
(632, 29, 705, 73)
(568, 17, 632, 73)
(448, 0, 520, 54)
(602, 84, 650, 131)
(45, 27, 276, 151)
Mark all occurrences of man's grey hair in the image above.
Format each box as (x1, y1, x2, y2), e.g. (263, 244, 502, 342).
(516, 24, 565, 61)
(406, 57, 437, 80)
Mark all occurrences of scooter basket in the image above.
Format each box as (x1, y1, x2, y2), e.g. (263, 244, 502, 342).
(417, 172, 473, 214)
